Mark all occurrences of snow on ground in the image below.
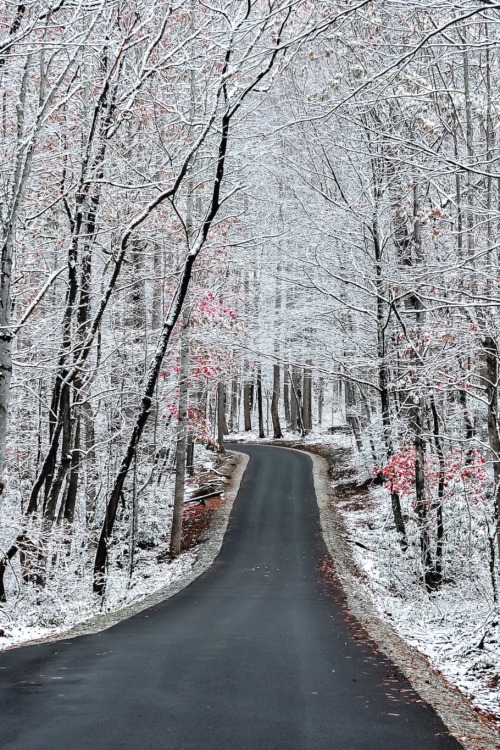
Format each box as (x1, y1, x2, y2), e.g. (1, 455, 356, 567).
(228, 425, 352, 447)
(331, 434, 500, 728)
(0, 549, 197, 650)
(0, 445, 222, 651)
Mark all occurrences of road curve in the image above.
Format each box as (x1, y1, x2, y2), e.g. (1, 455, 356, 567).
(1, 444, 462, 750)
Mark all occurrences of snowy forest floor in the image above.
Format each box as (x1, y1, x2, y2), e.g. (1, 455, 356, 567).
(230, 429, 500, 748)
(0, 448, 248, 652)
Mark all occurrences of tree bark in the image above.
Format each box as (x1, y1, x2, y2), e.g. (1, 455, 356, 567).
(186, 435, 194, 477)
(243, 372, 252, 432)
(283, 365, 291, 428)
(257, 366, 265, 439)
(302, 362, 312, 433)
(271, 364, 282, 438)
(217, 381, 226, 453)
(317, 376, 324, 427)
(413, 399, 436, 591)
(484, 336, 500, 559)
(430, 394, 444, 588)
(229, 377, 238, 432)
(62, 416, 81, 523)
(290, 367, 299, 431)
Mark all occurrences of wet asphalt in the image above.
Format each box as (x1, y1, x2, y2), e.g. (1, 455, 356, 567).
(0, 444, 462, 750)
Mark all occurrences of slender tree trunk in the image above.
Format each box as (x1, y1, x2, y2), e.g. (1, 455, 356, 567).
(290, 366, 305, 436)
(243, 372, 252, 432)
(430, 394, 444, 588)
(317, 376, 324, 427)
(283, 365, 291, 428)
(128, 455, 138, 580)
(229, 376, 238, 432)
(271, 364, 282, 438)
(413, 399, 436, 591)
(217, 381, 226, 453)
(0, 60, 32, 501)
(484, 336, 500, 560)
(257, 366, 265, 439)
(169, 34, 198, 555)
(290, 367, 301, 431)
(151, 243, 163, 331)
(0, 236, 13, 499)
(302, 362, 312, 433)
(462, 41, 475, 263)
(271, 263, 283, 439)
(186, 435, 194, 477)
(44, 384, 72, 522)
(0, 540, 20, 602)
(459, 386, 474, 444)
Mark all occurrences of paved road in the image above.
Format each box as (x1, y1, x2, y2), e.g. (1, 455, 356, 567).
(1, 444, 462, 750)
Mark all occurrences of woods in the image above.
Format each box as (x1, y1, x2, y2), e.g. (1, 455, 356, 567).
(1, 0, 500, 716)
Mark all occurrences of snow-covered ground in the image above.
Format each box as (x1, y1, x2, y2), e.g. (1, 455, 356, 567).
(0, 548, 197, 649)
(0, 446, 232, 651)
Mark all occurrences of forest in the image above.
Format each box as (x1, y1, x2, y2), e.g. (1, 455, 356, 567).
(1, 0, 500, 727)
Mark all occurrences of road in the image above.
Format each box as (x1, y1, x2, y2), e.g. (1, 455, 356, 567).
(0, 444, 462, 750)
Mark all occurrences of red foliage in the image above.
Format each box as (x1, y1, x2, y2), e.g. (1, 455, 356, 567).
(372, 447, 490, 505)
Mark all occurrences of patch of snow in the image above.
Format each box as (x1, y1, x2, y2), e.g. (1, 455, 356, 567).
(0, 445, 222, 651)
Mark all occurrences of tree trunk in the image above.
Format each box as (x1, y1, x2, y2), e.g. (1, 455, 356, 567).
(413, 399, 436, 591)
(271, 364, 282, 438)
(217, 381, 226, 453)
(484, 336, 500, 559)
(302, 362, 312, 433)
(290, 366, 305, 436)
(243, 373, 252, 432)
(430, 394, 444, 588)
(62, 416, 81, 523)
(151, 243, 163, 331)
(229, 376, 238, 432)
(0, 540, 19, 602)
(283, 365, 291, 428)
(186, 435, 195, 477)
(290, 367, 299, 431)
(0, 242, 12, 498)
(317, 376, 324, 427)
(257, 366, 265, 439)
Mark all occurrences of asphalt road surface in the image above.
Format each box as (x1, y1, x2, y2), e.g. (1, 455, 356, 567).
(0, 444, 463, 750)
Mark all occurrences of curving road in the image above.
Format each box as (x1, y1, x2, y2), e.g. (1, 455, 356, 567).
(0, 444, 462, 750)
